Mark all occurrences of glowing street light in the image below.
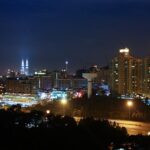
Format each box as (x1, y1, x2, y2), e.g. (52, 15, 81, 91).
(127, 101, 133, 120)
(61, 99, 67, 116)
(46, 109, 50, 114)
(127, 101, 133, 107)
(61, 99, 67, 105)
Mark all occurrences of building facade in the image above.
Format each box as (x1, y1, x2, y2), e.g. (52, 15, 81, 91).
(110, 48, 143, 96)
(142, 57, 150, 97)
(21, 59, 29, 76)
(6, 77, 36, 94)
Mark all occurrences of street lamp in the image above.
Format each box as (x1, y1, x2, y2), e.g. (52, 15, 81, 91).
(61, 99, 67, 105)
(127, 101, 133, 120)
(44, 110, 51, 122)
(46, 109, 50, 114)
(61, 99, 67, 116)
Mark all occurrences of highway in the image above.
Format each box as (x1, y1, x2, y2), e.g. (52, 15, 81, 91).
(74, 117, 150, 135)
(109, 119, 150, 135)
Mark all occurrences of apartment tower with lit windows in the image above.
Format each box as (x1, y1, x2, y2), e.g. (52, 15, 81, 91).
(110, 48, 142, 96)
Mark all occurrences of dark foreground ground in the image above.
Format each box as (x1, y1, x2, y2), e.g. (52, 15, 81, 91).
(0, 108, 150, 150)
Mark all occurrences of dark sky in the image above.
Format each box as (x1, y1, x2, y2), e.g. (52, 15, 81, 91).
(0, 0, 150, 73)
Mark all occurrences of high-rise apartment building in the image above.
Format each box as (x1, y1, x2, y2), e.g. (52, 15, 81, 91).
(142, 57, 150, 97)
(110, 48, 142, 95)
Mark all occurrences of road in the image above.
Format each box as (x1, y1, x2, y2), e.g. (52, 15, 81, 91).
(74, 117, 150, 135)
(109, 119, 150, 135)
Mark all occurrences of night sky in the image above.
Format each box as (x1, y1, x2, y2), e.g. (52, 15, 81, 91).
(0, 0, 150, 73)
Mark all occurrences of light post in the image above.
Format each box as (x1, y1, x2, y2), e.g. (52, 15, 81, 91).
(46, 109, 50, 115)
(127, 101, 133, 120)
(44, 110, 51, 122)
(61, 99, 67, 116)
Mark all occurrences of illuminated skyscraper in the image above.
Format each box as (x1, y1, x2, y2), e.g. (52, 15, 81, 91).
(21, 59, 29, 75)
(25, 59, 29, 75)
(110, 48, 142, 95)
(21, 59, 25, 74)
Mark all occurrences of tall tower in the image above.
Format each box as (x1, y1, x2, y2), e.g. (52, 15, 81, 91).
(25, 59, 29, 75)
(65, 61, 68, 72)
(83, 73, 97, 99)
(21, 59, 25, 74)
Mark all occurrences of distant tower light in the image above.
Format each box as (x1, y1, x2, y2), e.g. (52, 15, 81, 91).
(65, 61, 68, 65)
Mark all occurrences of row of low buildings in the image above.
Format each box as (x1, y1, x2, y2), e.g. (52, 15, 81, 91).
(4, 69, 87, 95)
(1, 48, 149, 98)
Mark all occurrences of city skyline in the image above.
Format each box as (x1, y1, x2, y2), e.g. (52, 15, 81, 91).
(0, 0, 150, 72)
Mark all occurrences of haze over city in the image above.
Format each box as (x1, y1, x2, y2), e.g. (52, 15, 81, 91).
(0, 0, 150, 72)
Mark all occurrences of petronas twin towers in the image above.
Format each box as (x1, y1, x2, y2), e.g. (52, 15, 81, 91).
(21, 59, 29, 75)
